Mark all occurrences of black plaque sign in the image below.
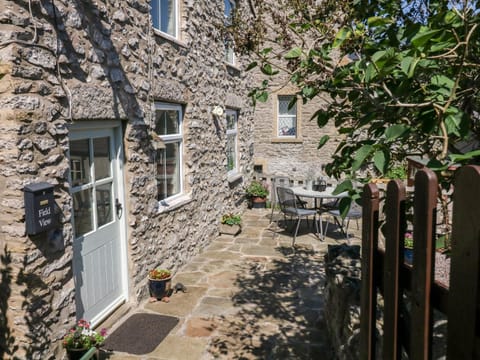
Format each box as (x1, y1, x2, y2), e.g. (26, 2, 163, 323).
(24, 182, 56, 235)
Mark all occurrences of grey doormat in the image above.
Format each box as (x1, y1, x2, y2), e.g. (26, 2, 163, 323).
(103, 313, 179, 355)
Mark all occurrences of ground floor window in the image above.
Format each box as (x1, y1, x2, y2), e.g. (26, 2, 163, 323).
(154, 102, 183, 201)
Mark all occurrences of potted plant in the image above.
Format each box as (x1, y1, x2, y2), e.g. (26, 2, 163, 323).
(245, 180, 269, 208)
(62, 319, 106, 360)
(148, 268, 172, 301)
(219, 213, 242, 236)
(404, 232, 413, 265)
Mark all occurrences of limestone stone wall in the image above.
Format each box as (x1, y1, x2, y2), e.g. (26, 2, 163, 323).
(0, 0, 254, 358)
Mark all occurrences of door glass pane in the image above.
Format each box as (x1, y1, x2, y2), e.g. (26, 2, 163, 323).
(157, 142, 180, 200)
(73, 188, 93, 237)
(155, 109, 179, 135)
(93, 137, 111, 180)
(70, 139, 91, 186)
(96, 183, 113, 227)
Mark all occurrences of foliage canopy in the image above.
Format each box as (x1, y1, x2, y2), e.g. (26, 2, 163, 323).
(231, 0, 480, 212)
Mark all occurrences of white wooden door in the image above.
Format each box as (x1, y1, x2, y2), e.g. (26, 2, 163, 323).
(69, 122, 127, 325)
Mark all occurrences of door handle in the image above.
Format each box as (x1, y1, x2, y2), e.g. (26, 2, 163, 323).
(115, 198, 123, 219)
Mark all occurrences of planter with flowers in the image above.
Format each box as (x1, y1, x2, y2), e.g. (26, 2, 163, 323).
(219, 213, 242, 236)
(148, 268, 172, 301)
(62, 319, 106, 360)
(245, 180, 269, 208)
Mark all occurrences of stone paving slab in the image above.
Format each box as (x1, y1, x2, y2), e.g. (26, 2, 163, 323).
(101, 208, 361, 359)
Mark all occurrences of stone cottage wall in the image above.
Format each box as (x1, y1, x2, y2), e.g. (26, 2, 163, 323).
(0, 0, 254, 358)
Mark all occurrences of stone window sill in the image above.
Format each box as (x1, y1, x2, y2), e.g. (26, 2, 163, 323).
(157, 193, 192, 213)
(153, 29, 187, 48)
(271, 138, 303, 143)
(227, 172, 243, 184)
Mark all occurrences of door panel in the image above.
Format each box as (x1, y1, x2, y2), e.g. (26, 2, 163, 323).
(69, 125, 126, 325)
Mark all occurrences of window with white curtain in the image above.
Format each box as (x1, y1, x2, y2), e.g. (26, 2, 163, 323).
(277, 95, 297, 138)
(151, 0, 178, 38)
(154, 103, 183, 201)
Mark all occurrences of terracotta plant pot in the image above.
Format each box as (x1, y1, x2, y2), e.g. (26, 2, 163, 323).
(250, 196, 267, 208)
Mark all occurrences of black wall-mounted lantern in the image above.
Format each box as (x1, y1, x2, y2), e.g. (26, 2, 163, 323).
(24, 182, 56, 235)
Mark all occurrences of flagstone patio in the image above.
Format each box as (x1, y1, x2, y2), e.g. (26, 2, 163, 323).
(101, 208, 361, 359)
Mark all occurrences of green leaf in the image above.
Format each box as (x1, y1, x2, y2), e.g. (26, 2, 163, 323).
(260, 63, 278, 76)
(352, 144, 373, 171)
(334, 179, 353, 195)
(431, 75, 454, 90)
(411, 28, 442, 48)
(338, 197, 352, 218)
(400, 56, 413, 76)
(314, 110, 330, 127)
(317, 135, 330, 149)
(367, 16, 392, 27)
(385, 124, 409, 140)
(284, 47, 302, 59)
(333, 27, 352, 48)
(256, 91, 268, 102)
(448, 149, 480, 162)
(373, 149, 389, 174)
(245, 62, 257, 71)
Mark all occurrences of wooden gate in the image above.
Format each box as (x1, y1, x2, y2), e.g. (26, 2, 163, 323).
(360, 165, 480, 359)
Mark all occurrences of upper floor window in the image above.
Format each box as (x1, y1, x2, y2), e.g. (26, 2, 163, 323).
(154, 103, 183, 201)
(277, 95, 297, 138)
(151, 0, 178, 38)
(226, 109, 238, 175)
(224, 0, 235, 64)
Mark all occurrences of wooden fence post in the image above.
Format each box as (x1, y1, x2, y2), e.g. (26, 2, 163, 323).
(360, 183, 380, 360)
(410, 168, 437, 360)
(383, 180, 407, 359)
(447, 165, 480, 359)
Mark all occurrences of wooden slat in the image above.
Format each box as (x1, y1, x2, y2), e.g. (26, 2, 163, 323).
(447, 165, 480, 359)
(360, 183, 380, 360)
(410, 168, 437, 360)
(383, 180, 406, 360)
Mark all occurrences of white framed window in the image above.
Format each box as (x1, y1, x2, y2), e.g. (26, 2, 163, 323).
(151, 0, 179, 38)
(277, 95, 297, 138)
(154, 103, 183, 201)
(224, 0, 235, 64)
(226, 109, 238, 175)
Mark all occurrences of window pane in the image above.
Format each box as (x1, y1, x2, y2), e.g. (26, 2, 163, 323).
(160, 0, 176, 36)
(279, 116, 296, 136)
(151, 0, 159, 29)
(226, 111, 236, 130)
(278, 96, 296, 116)
(157, 142, 180, 201)
(73, 188, 93, 237)
(93, 137, 111, 180)
(96, 183, 113, 227)
(226, 134, 236, 171)
(70, 139, 91, 186)
(155, 109, 179, 135)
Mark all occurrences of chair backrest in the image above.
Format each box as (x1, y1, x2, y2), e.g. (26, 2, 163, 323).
(271, 176, 291, 202)
(276, 186, 297, 211)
